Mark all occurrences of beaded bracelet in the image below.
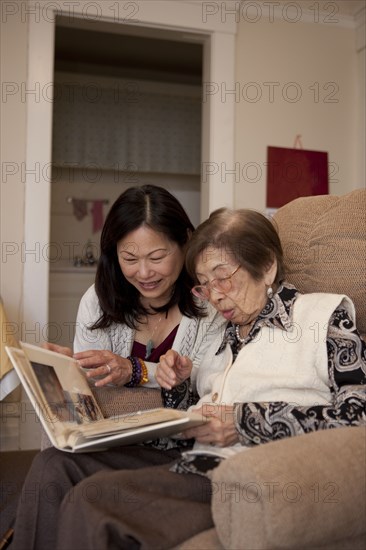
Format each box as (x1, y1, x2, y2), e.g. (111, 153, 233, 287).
(125, 356, 149, 387)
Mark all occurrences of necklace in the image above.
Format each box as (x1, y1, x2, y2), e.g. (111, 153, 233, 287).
(145, 314, 164, 358)
(235, 321, 255, 343)
(235, 324, 246, 343)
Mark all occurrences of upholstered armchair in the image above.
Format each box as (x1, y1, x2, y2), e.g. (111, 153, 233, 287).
(42, 189, 366, 549)
(185, 188, 366, 550)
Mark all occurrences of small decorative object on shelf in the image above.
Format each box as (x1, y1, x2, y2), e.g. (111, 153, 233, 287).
(73, 240, 98, 267)
(85, 240, 97, 265)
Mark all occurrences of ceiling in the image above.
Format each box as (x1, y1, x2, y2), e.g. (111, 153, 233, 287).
(54, 1, 364, 83)
(54, 17, 203, 84)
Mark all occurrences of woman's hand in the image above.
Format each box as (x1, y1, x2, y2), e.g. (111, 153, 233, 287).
(43, 342, 73, 357)
(73, 350, 133, 387)
(156, 350, 192, 390)
(181, 404, 239, 447)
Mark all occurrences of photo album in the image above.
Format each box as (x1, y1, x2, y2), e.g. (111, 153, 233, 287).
(5, 342, 206, 453)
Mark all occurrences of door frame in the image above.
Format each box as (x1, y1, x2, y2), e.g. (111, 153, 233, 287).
(23, 0, 237, 337)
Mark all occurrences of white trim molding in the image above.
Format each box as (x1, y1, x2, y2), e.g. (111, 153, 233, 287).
(22, 0, 237, 343)
(355, 3, 366, 51)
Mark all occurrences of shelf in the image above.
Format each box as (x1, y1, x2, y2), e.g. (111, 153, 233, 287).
(50, 260, 97, 274)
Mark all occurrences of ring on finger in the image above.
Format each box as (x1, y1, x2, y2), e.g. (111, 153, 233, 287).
(106, 364, 111, 374)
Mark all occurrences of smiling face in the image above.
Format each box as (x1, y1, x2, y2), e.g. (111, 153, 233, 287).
(195, 246, 276, 326)
(117, 225, 185, 308)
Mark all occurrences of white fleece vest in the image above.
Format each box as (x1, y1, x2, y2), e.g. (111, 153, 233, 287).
(201, 293, 355, 408)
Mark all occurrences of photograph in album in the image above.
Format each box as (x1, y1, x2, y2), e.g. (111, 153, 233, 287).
(5, 342, 206, 453)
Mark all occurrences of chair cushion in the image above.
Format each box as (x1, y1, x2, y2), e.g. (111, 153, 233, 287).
(274, 189, 366, 335)
(92, 385, 163, 417)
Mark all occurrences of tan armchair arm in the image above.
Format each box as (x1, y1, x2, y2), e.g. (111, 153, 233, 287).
(211, 427, 366, 549)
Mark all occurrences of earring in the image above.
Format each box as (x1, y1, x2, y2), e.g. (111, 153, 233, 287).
(267, 286, 273, 299)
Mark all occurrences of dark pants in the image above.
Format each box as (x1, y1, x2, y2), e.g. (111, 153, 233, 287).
(12, 446, 213, 550)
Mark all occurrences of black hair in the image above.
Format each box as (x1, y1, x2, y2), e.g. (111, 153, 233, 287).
(91, 184, 204, 330)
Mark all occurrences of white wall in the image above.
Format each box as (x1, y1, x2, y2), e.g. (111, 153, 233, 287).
(0, 4, 27, 327)
(356, 6, 366, 186)
(234, 8, 363, 211)
(0, 5, 43, 450)
(0, 0, 236, 450)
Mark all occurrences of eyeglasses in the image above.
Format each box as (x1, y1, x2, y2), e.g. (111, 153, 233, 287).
(191, 265, 241, 301)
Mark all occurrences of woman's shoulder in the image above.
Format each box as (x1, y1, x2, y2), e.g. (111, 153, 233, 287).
(78, 284, 101, 317)
(80, 283, 98, 305)
(176, 307, 226, 358)
(177, 304, 226, 342)
(181, 302, 226, 329)
(292, 289, 356, 322)
(281, 282, 354, 306)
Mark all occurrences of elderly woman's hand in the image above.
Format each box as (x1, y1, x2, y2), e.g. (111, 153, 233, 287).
(182, 404, 239, 447)
(156, 349, 192, 390)
(73, 350, 133, 387)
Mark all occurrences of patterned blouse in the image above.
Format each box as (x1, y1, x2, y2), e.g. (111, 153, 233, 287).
(229, 284, 366, 445)
(166, 284, 366, 467)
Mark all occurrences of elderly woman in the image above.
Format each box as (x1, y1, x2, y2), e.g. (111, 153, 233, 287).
(159, 208, 366, 454)
(15, 208, 366, 550)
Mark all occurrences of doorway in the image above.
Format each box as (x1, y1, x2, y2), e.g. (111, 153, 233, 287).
(49, 16, 205, 346)
(23, 1, 236, 346)
(17, 1, 236, 448)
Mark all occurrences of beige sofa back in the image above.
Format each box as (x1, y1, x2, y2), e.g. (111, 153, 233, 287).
(273, 189, 366, 337)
